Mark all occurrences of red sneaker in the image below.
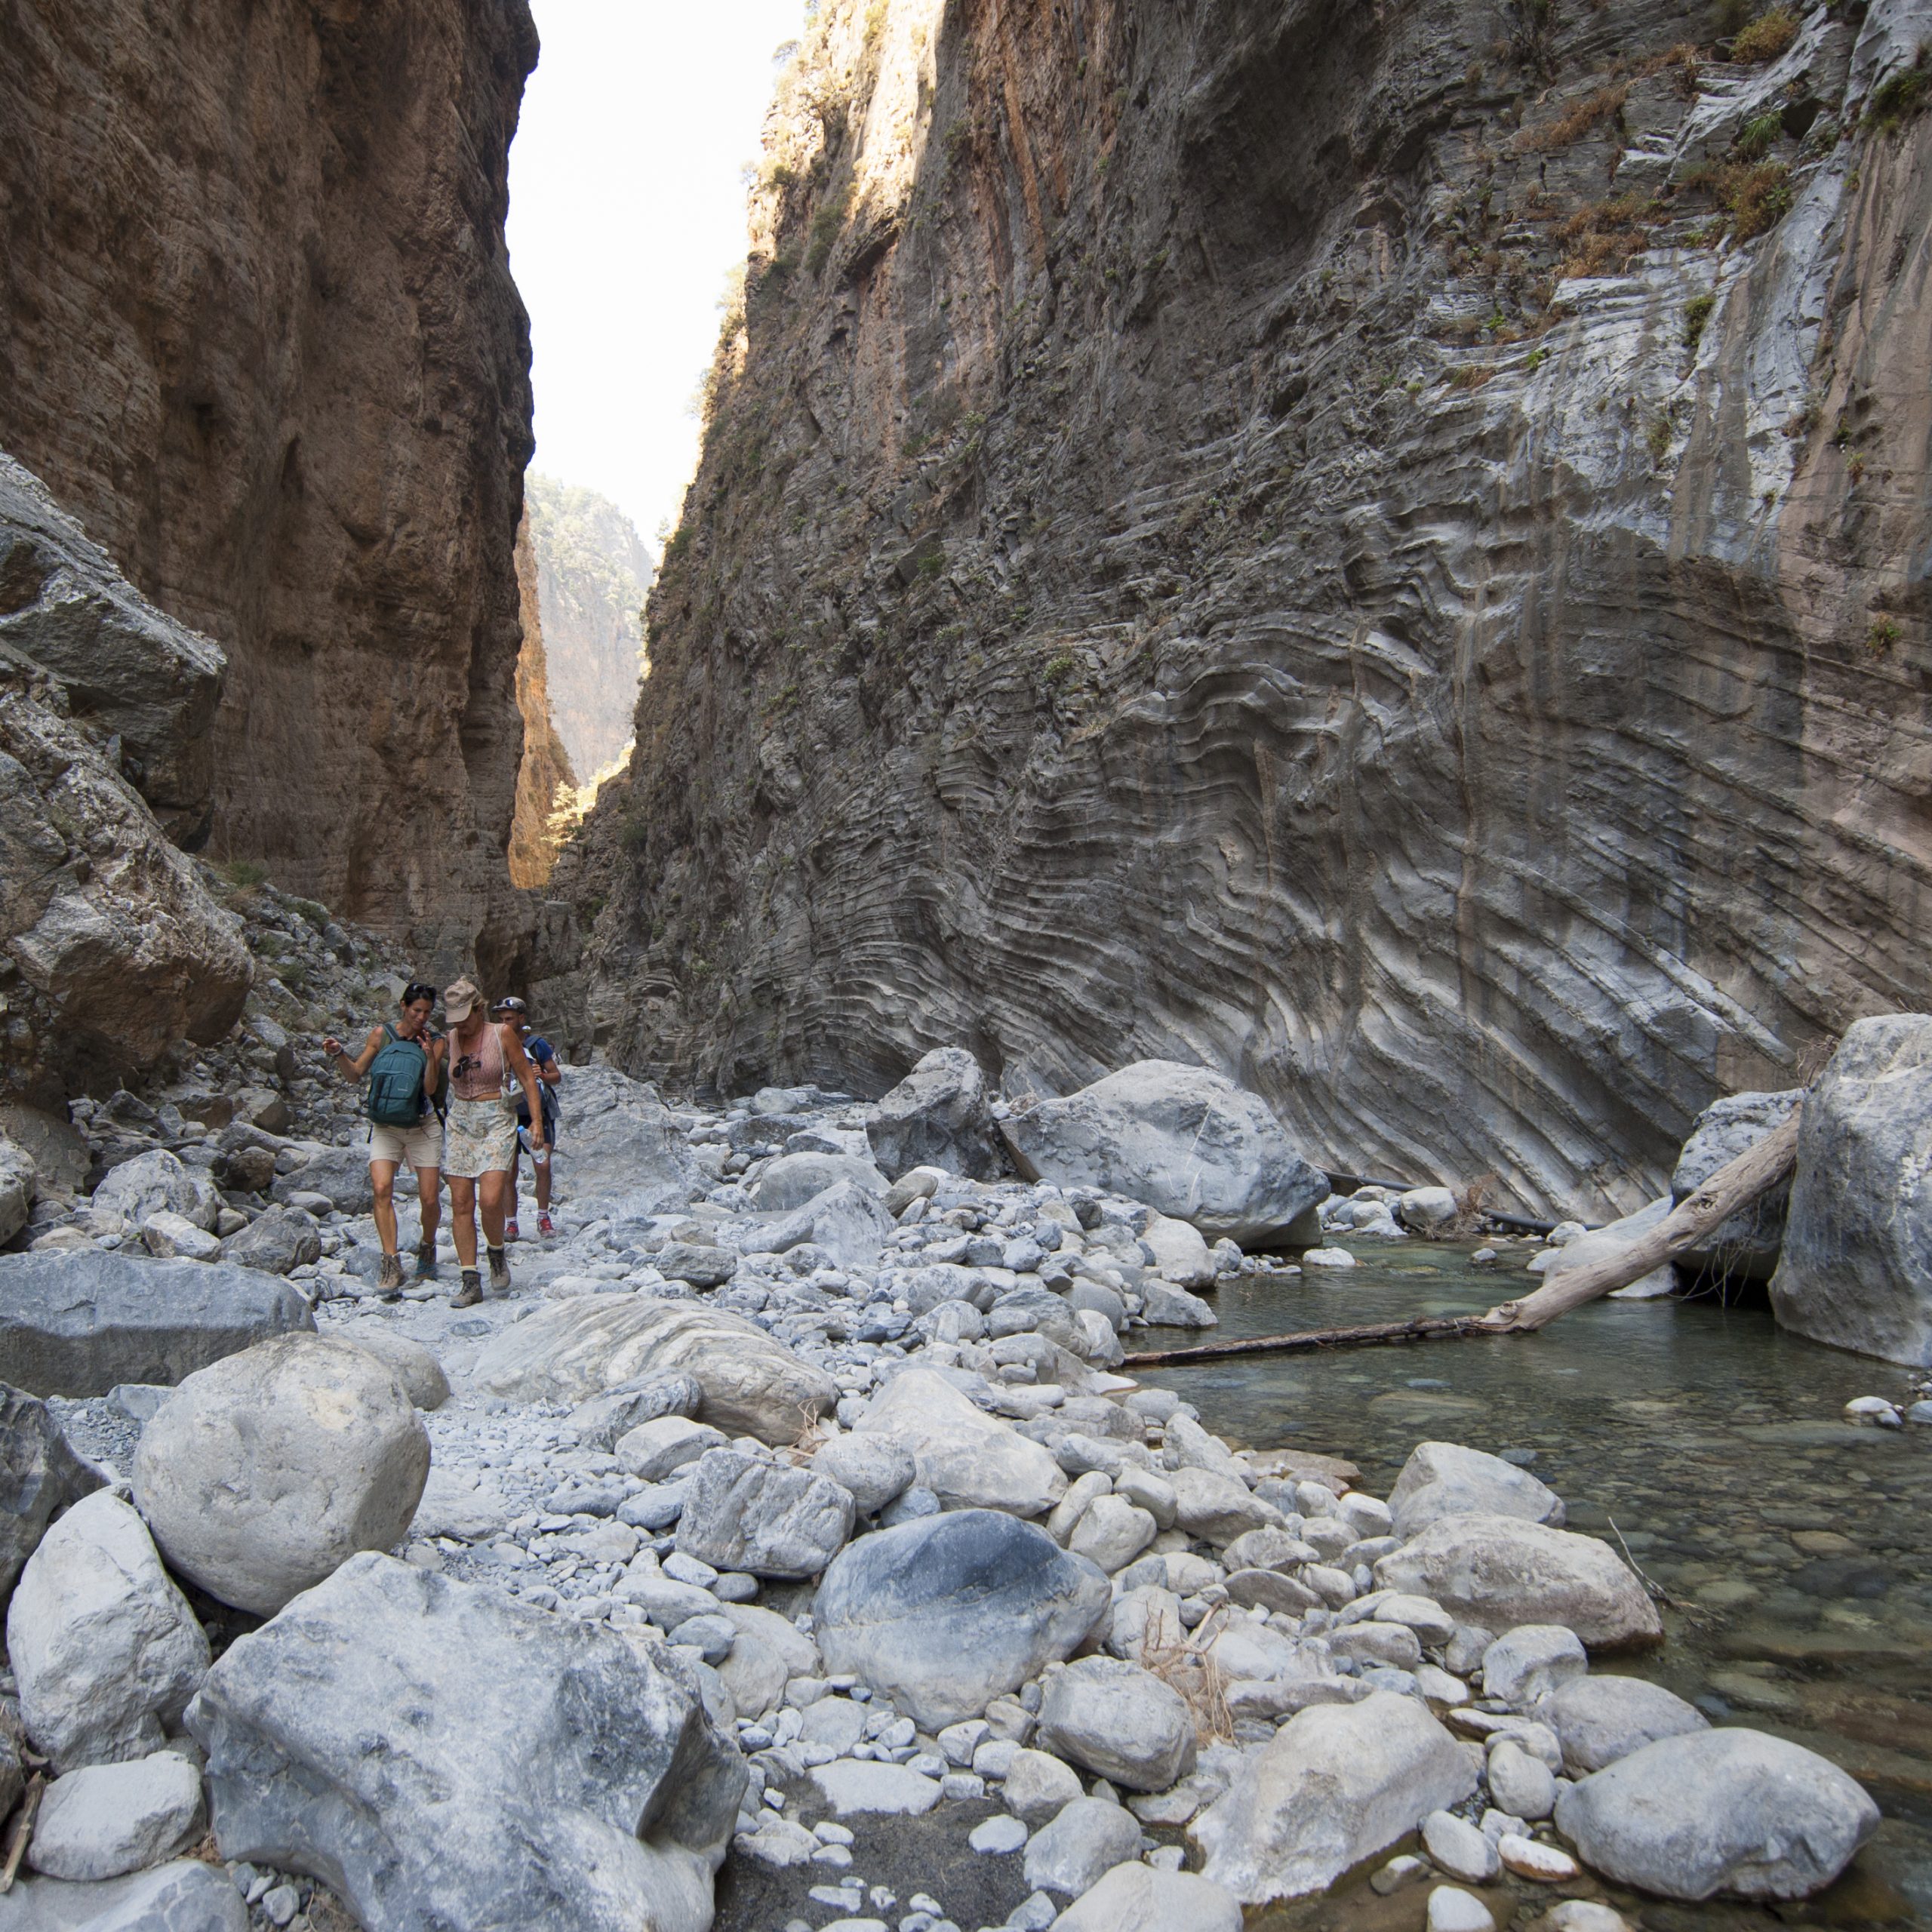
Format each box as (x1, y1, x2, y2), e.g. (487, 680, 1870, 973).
(503, 1219, 520, 1242)
(537, 1213, 555, 1238)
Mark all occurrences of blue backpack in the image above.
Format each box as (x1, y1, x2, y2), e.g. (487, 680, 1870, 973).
(366, 1025, 429, 1128)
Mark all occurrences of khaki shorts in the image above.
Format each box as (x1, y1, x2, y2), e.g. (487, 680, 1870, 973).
(443, 1095, 520, 1179)
(368, 1117, 444, 1171)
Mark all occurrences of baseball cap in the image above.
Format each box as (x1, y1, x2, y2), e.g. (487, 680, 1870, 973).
(442, 977, 481, 1023)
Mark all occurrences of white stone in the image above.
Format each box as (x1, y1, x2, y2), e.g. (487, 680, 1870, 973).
(674, 1448, 854, 1579)
(1426, 1885, 1497, 1932)
(1068, 1496, 1158, 1574)
(1386, 1442, 1565, 1539)
(8, 1491, 210, 1770)
(854, 1369, 1066, 1515)
(27, 1751, 203, 1881)
(1190, 1692, 1478, 1904)
(808, 1759, 942, 1817)
(1301, 1247, 1357, 1267)
(133, 1333, 430, 1616)
(1002, 1746, 1084, 1822)
(1021, 1797, 1142, 1897)
(1481, 1625, 1587, 1705)
(1542, 1673, 1708, 1774)
(140, 1211, 221, 1262)
(1487, 1739, 1556, 1819)
(1422, 1807, 1499, 1882)
(1035, 1657, 1196, 1792)
(614, 1415, 727, 1483)
(968, 1814, 1028, 1854)
(1046, 1860, 1243, 1932)
(812, 1433, 917, 1515)
(1497, 1834, 1578, 1881)
(1141, 1212, 1215, 1288)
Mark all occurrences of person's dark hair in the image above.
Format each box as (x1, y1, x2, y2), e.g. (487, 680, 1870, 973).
(401, 981, 437, 1007)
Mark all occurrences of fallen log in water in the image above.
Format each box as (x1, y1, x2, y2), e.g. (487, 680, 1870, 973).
(1124, 1313, 1494, 1367)
(1125, 1104, 1803, 1364)
(1478, 1106, 1801, 1332)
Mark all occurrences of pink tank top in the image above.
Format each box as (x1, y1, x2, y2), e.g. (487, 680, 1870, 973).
(451, 1021, 505, 1100)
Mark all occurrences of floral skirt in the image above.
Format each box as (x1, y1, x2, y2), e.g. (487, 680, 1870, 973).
(442, 1095, 519, 1179)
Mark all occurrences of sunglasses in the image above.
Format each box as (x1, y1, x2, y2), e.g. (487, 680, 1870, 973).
(452, 1054, 484, 1079)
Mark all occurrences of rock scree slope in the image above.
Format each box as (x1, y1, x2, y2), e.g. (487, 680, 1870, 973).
(558, 0, 1932, 1217)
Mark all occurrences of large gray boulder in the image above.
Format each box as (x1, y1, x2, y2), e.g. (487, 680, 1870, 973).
(749, 1149, 889, 1210)
(269, 1146, 374, 1216)
(1543, 1674, 1709, 1774)
(91, 1150, 220, 1233)
(1672, 1090, 1802, 1284)
(8, 1491, 210, 1770)
(1190, 1692, 1478, 1903)
(0, 1858, 247, 1931)
(217, 1204, 321, 1275)
(672, 1449, 854, 1578)
(854, 1367, 1066, 1516)
(1003, 1060, 1327, 1244)
(472, 1296, 837, 1444)
(866, 1047, 1004, 1181)
(1771, 1016, 1932, 1364)
(1023, 1797, 1143, 1897)
(1034, 1656, 1197, 1792)
(2, 1381, 103, 1604)
(738, 1179, 897, 1272)
(1387, 1441, 1565, 1540)
(0, 1251, 315, 1398)
(133, 1334, 430, 1615)
(1375, 1514, 1661, 1650)
(1554, 1728, 1880, 1900)
(814, 1509, 1109, 1727)
(811, 1432, 916, 1516)
(552, 1064, 705, 1215)
(186, 1555, 746, 1932)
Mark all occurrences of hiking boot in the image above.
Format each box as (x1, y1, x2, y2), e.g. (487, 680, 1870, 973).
(487, 1245, 511, 1293)
(503, 1219, 520, 1243)
(376, 1253, 405, 1297)
(537, 1212, 555, 1239)
(451, 1271, 482, 1309)
(414, 1241, 438, 1284)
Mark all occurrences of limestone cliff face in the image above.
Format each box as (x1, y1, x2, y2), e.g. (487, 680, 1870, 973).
(525, 475, 654, 779)
(0, 0, 537, 978)
(509, 511, 577, 889)
(565, 0, 1932, 1217)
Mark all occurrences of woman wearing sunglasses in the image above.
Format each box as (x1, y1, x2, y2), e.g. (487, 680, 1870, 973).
(438, 977, 547, 1306)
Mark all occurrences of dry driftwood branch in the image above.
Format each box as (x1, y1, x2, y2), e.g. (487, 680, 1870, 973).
(0, 1770, 44, 1894)
(1477, 1105, 1801, 1333)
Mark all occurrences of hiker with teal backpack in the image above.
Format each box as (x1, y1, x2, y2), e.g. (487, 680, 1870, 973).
(323, 981, 448, 1297)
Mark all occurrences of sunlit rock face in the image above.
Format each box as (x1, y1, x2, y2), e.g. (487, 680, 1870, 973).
(0, 0, 538, 977)
(561, 0, 1932, 1217)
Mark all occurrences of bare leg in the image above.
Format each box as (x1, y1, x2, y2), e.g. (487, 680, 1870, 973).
(479, 1169, 510, 1249)
(448, 1176, 478, 1269)
(414, 1168, 441, 1247)
(371, 1161, 401, 1255)
(505, 1142, 521, 1226)
(535, 1149, 553, 1214)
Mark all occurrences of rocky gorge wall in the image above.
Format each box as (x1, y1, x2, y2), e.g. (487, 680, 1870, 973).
(561, 0, 1932, 1220)
(0, 0, 538, 978)
(508, 510, 577, 890)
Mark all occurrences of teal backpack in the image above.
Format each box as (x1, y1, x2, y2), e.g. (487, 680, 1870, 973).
(366, 1025, 429, 1128)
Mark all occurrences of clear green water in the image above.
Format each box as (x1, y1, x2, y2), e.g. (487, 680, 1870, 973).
(1139, 1239, 1932, 1930)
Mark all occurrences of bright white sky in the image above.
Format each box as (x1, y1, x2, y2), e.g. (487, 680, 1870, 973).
(508, 0, 804, 546)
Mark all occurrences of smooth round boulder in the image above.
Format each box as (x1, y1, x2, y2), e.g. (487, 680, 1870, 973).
(1049, 1859, 1243, 1931)
(133, 1334, 430, 1614)
(1553, 1727, 1880, 1900)
(1543, 1674, 1708, 1774)
(27, 1752, 203, 1880)
(814, 1509, 1109, 1728)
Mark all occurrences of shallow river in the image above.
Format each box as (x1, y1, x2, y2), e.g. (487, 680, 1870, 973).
(1137, 1238, 1932, 1931)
